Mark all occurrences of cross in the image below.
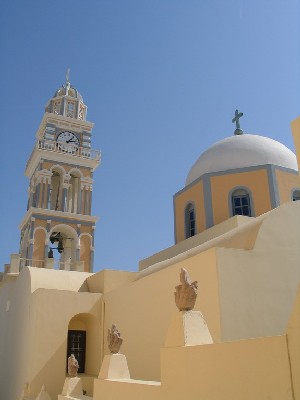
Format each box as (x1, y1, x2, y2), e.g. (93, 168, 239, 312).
(66, 68, 70, 83)
(232, 109, 244, 135)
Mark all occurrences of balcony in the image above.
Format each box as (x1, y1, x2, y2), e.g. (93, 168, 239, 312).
(26, 139, 101, 173)
(38, 139, 101, 160)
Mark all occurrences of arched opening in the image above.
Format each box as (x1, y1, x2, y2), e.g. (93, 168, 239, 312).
(185, 203, 196, 238)
(47, 225, 78, 270)
(67, 171, 81, 213)
(231, 188, 252, 216)
(67, 313, 101, 376)
(50, 169, 63, 211)
(292, 189, 300, 201)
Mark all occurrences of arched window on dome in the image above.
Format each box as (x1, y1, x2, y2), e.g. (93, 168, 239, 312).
(185, 203, 196, 238)
(231, 188, 252, 217)
(292, 189, 300, 201)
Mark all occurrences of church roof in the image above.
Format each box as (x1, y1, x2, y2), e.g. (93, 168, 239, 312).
(186, 134, 298, 186)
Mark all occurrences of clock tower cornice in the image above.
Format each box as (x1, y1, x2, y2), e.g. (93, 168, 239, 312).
(25, 147, 100, 177)
(19, 207, 98, 231)
(35, 113, 94, 140)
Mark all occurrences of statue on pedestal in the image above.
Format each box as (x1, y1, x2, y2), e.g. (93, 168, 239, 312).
(175, 268, 198, 311)
(107, 324, 123, 354)
(68, 354, 79, 377)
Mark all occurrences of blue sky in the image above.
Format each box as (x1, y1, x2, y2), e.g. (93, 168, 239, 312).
(0, 1, 299, 272)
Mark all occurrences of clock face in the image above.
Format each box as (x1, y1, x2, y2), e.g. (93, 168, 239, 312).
(57, 131, 79, 152)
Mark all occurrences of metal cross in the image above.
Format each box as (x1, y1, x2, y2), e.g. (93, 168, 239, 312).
(232, 109, 244, 135)
(66, 68, 70, 83)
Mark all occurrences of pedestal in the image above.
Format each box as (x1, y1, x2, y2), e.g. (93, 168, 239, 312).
(61, 377, 83, 397)
(164, 310, 213, 347)
(98, 353, 130, 380)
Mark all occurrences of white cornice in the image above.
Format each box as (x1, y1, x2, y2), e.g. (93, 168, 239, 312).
(19, 207, 98, 231)
(25, 147, 100, 177)
(35, 113, 94, 140)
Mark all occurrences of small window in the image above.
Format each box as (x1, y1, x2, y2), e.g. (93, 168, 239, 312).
(185, 203, 196, 238)
(292, 190, 300, 201)
(67, 330, 86, 373)
(232, 189, 252, 217)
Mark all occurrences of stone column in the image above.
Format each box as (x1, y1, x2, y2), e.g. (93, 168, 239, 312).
(78, 186, 83, 214)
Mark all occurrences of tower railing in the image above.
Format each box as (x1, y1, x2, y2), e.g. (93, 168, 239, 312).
(26, 139, 101, 170)
(38, 139, 101, 160)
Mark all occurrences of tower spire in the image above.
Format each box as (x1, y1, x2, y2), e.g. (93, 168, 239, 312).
(66, 68, 70, 84)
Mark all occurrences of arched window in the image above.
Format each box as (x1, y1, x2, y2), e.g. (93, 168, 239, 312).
(292, 189, 300, 201)
(50, 171, 63, 211)
(185, 203, 196, 238)
(231, 188, 252, 217)
(67, 173, 81, 213)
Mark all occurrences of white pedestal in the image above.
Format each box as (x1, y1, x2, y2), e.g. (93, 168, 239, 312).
(61, 377, 83, 397)
(35, 385, 51, 400)
(98, 353, 130, 380)
(165, 311, 213, 347)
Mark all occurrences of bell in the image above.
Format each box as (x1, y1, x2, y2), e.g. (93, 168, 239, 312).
(48, 248, 54, 258)
(57, 240, 64, 253)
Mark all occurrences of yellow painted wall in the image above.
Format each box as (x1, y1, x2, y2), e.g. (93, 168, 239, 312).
(292, 116, 300, 170)
(93, 335, 294, 400)
(33, 229, 46, 265)
(276, 169, 300, 203)
(80, 225, 93, 234)
(174, 180, 206, 242)
(28, 289, 101, 399)
(80, 235, 91, 272)
(35, 218, 47, 229)
(102, 248, 220, 382)
(211, 169, 271, 225)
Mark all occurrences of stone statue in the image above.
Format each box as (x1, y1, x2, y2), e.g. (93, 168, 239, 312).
(107, 324, 123, 354)
(175, 268, 198, 311)
(68, 354, 79, 377)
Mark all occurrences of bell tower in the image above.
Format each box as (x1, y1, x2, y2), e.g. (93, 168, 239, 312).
(19, 73, 100, 272)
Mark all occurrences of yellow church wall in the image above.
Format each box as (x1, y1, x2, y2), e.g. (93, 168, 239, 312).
(174, 180, 206, 242)
(33, 228, 46, 265)
(94, 334, 294, 400)
(159, 335, 293, 400)
(286, 286, 300, 400)
(27, 288, 102, 400)
(87, 269, 137, 294)
(0, 268, 34, 400)
(80, 225, 93, 234)
(292, 116, 300, 170)
(211, 169, 271, 225)
(51, 221, 77, 231)
(276, 168, 300, 203)
(216, 201, 300, 342)
(34, 218, 47, 229)
(80, 235, 91, 272)
(102, 247, 221, 382)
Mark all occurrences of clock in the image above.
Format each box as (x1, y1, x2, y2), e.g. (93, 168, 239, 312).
(57, 131, 79, 152)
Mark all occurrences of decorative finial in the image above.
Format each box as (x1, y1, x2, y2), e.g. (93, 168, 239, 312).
(66, 68, 70, 84)
(174, 268, 198, 311)
(67, 354, 79, 377)
(232, 109, 244, 135)
(107, 324, 123, 354)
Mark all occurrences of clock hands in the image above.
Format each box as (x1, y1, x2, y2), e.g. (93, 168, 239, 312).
(66, 138, 78, 144)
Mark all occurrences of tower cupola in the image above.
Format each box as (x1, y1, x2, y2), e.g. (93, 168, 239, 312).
(45, 70, 87, 121)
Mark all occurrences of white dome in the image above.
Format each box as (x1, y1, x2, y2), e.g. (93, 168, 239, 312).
(186, 134, 298, 186)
